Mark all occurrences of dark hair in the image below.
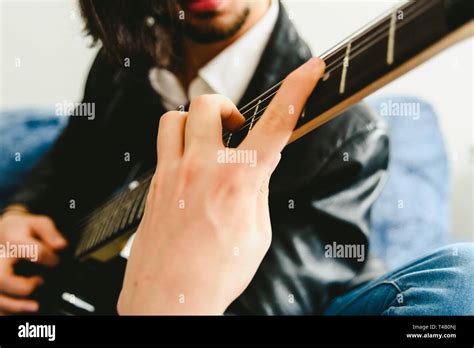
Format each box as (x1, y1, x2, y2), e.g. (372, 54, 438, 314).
(78, 0, 180, 67)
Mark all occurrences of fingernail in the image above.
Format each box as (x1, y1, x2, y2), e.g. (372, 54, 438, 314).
(56, 237, 67, 246)
(307, 57, 320, 68)
(24, 302, 39, 312)
(307, 57, 325, 73)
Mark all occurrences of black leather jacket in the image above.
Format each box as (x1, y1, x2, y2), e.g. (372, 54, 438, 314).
(10, 5, 389, 315)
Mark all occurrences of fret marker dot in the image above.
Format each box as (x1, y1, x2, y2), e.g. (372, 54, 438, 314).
(128, 181, 139, 190)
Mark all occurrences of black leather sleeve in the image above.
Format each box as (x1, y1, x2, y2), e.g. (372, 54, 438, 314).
(7, 51, 118, 230)
(227, 104, 389, 315)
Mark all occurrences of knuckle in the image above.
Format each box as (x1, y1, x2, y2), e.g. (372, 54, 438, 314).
(0, 228, 12, 240)
(191, 94, 215, 108)
(149, 173, 164, 195)
(218, 167, 247, 195)
(159, 111, 181, 125)
(35, 215, 53, 226)
(19, 282, 36, 297)
(179, 155, 203, 181)
(37, 247, 53, 262)
(36, 248, 46, 261)
(228, 164, 248, 184)
(286, 68, 304, 82)
(261, 108, 288, 131)
(0, 273, 12, 290)
(286, 65, 315, 85)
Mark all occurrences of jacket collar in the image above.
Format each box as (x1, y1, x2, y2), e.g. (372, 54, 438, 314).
(237, 3, 313, 109)
(114, 2, 313, 113)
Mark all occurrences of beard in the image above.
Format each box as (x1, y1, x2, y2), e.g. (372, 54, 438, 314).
(147, 0, 252, 67)
(179, 6, 251, 43)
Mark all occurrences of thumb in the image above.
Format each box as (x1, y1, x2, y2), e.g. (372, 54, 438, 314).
(256, 153, 281, 242)
(268, 153, 282, 176)
(30, 216, 67, 250)
(258, 152, 281, 198)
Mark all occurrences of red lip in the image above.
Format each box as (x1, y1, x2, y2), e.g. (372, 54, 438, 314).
(184, 0, 222, 14)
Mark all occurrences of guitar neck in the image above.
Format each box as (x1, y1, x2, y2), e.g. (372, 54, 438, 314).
(225, 0, 474, 147)
(74, 175, 151, 259)
(74, 0, 473, 260)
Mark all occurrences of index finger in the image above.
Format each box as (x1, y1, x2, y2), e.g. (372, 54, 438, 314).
(239, 57, 325, 167)
(185, 95, 245, 151)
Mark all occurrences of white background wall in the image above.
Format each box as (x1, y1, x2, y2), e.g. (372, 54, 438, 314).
(1, 0, 472, 239)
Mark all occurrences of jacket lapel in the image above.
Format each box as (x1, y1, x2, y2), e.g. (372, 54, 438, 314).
(237, 4, 313, 110)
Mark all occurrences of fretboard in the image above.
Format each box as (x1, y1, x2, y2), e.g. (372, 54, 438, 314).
(74, 0, 473, 259)
(74, 175, 151, 258)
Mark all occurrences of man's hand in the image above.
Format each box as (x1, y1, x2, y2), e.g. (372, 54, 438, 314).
(0, 211, 67, 314)
(118, 57, 325, 315)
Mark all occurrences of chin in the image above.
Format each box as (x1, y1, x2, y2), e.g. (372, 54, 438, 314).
(187, 11, 242, 32)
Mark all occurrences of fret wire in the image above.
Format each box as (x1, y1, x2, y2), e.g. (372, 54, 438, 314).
(73, 168, 155, 233)
(119, 187, 140, 231)
(133, 183, 150, 221)
(81, 187, 133, 254)
(75, 0, 441, 256)
(82, 219, 100, 252)
(319, 0, 412, 63)
(75, 174, 153, 256)
(94, 190, 128, 247)
(99, 208, 120, 243)
(239, 5, 400, 119)
(118, 197, 133, 231)
(98, 201, 118, 240)
(238, 81, 283, 116)
(137, 187, 149, 219)
(79, 190, 133, 255)
(234, 0, 407, 119)
(387, 9, 398, 65)
(223, 0, 437, 138)
(128, 185, 148, 225)
(323, 0, 423, 73)
(88, 217, 108, 251)
(241, 94, 272, 121)
(318, 0, 439, 78)
(98, 191, 126, 240)
(83, 223, 97, 252)
(224, 2, 428, 136)
(106, 191, 132, 239)
(95, 198, 116, 242)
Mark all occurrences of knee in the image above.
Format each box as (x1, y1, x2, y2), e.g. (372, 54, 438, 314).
(424, 243, 474, 314)
(431, 243, 474, 272)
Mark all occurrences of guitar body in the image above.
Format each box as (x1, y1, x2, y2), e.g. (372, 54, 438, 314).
(16, 253, 126, 315)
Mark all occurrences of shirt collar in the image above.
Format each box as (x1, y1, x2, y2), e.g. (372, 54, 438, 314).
(195, 0, 279, 103)
(149, 0, 279, 110)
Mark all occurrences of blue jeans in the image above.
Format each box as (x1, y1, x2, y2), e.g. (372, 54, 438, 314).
(324, 243, 474, 315)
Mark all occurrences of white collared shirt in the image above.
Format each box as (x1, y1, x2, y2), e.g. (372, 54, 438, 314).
(148, 0, 279, 110)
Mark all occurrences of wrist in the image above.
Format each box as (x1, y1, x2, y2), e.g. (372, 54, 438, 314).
(0, 204, 29, 218)
(119, 282, 228, 315)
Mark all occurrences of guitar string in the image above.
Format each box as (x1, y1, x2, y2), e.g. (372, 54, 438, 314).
(237, 0, 418, 116)
(76, 0, 434, 250)
(75, 0, 437, 251)
(304, 1, 427, 77)
(230, 0, 437, 133)
(223, 0, 438, 138)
